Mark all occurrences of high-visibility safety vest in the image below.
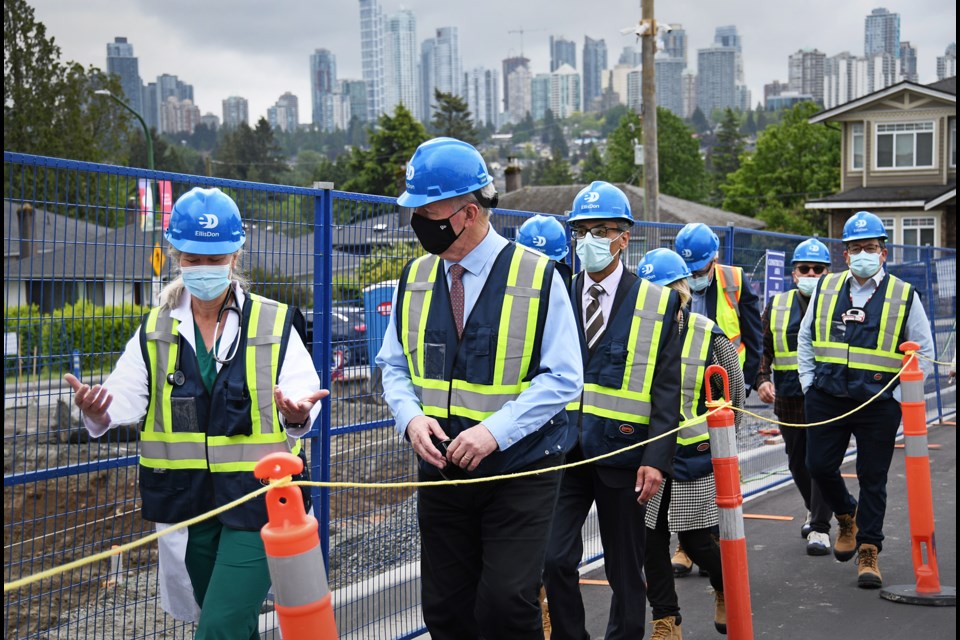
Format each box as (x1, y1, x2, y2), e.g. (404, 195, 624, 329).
(139, 293, 308, 529)
(674, 311, 727, 482)
(811, 270, 913, 403)
(395, 244, 570, 476)
(714, 264, 746, 368)
(571, 277, 675, 470)
(769, 289, 804, 398)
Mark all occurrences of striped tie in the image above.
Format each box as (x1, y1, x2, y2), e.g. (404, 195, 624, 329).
(584, 283, 605, 349)
(450, 264, 466, 338)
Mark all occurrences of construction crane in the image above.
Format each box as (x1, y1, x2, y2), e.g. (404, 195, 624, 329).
(507, 27, 546, 57)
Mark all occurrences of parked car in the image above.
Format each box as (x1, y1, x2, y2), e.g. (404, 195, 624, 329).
(302, 306, 368, 371)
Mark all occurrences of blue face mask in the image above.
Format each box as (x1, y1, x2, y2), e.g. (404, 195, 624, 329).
(796, 277, 820, 297)
(688, 274, 711, 292)
(849, 252, 881, 279)
(576, 233, 621, 273)
(180, 265, 232, 301)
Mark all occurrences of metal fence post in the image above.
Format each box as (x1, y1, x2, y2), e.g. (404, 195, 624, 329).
(725, 225, 736, 266)
(923, 245, 943, 421)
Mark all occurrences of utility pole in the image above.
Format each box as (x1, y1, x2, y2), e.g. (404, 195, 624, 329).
(640, 0, 660, 222)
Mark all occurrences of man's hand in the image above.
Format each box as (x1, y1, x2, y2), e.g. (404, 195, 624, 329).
(64, 373, 112, 426)
(405, 415, 450, 470)
(757, 381, 776, 405)
(446, 424, 498, 472)
(635, 466, 663, 504)
(274, 386, 330, 426)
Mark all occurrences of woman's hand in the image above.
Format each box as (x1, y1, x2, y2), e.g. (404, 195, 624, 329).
(64, 373, 112, 426)
(273, 386, 329, 426)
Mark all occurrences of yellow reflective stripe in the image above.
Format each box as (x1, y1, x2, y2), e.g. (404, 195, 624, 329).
(679, 313, 712, 429)
(770, 290, 798, 371)
(144, 309, 179, 437)
(582, 384, 653, 422)
(621, 281, 669, 399)
(677, 411, 710, 445)
(877, 277, 910, 354)
(715, 265, 744, 365)
(496, 247, 547, 387)
(403, 255, 441, 394)
(246, 297, 263, 436)
(814, 272, 845, 345)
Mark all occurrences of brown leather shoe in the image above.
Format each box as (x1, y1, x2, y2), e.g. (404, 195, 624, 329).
(650, 615, 683, 639)
(834, 512, 859, 562)
(539, 585, 551, 638)
(714, 590, 727, 634)
(672, 542, 693, 577)
(856, 543, 883, 589)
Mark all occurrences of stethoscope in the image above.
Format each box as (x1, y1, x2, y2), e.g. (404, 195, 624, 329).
(166, 287, 243, 386)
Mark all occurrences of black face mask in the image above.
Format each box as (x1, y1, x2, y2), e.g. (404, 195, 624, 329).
(410, 204, 468, 255)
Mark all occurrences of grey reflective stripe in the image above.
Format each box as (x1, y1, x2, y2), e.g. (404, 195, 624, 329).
(207, 440, 290, 465)
(847, 351, 903, 369)
(815, 273, 845, 343)
(450, 387, 523, 414)
(709, 425, 738, 459)
(141, 439, 206, 461)
(877, 278, 909, 353)
(771, 291, 797, 370)
(717, 265, 741, 316)
(419, 386, 449, 410)
(904, 435, 929, 457)
(404, 255, 440, 381)
(148, 309, 178, 435)
(901, 379, 925, 403)
(251, 299, 282, 434)
(623, 281, 664, 396)
(581, 389, 652, 417)
(813, 345, 847, 360)
(499, 248, 545, 386)
(719, 505, 745, 540)
(266, 546, 330, 608)
(679, 314, 711, 432)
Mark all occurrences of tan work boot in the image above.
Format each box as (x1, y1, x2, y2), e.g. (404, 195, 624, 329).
(650, 615, 683, 639)
(834, 512, 859, 562)
(539, 585, 551, 638)
(714, 590, 727, 634)
(856, 543, 883, 589)
(672, 542, 693, 577)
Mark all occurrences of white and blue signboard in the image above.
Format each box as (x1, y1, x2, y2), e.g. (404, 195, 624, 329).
(764, 250, 787, 309)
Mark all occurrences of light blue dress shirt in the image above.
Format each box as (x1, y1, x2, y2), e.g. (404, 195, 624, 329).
(376, 226, 584, 450)
(797, 267, 934, 402)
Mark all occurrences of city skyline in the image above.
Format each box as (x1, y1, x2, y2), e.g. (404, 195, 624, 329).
(29, 0, 956, 125)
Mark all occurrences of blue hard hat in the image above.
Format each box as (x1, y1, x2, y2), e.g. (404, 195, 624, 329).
(842, 211, 888, 242)
(636, 248, 692, 286)
(567, 181, 634, 225)
(674, 223, 719, 272)
(397, 137, 493, 208)
(517, 214, 569, 261)
(165, 187, 245, 255)
(791, 238, 831, 264)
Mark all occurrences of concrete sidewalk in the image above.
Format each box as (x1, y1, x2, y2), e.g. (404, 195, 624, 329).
(580, 422, 957, 639)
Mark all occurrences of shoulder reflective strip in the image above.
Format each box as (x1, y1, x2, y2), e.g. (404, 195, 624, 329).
(901, 378, 925, 403)
(266, 546, 330, 608)
(245, 299, 283, 436)
(145, 308, 178, 435)
(679, 314, 712, 440)
(876, 277, 910, 354)
(496, 247, 547, 387)
(717, 265, 742, 306)
(404, 255, 440, 384)
(904, 435, 929, 457)
(814, 273, 845, 344)
(621, 281, 669, 400)
(207, 439, 290, 469)
(709, 424, 738, 458)
(720, 506, 746, 540)
(771, 291, 798, 370)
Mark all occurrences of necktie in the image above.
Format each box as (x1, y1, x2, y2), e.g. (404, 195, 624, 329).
(584, 283, 605, 349)
(450, 264, 466, 338)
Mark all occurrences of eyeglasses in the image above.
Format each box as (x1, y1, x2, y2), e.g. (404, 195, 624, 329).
(795, 264, 827, 275)
(571, 225, 622, 240)
(691, 260, 716, 278)
(846, 243, 883, 255)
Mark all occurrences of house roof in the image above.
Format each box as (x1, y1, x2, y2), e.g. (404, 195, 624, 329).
(496, 184, 765, 229)
(4, 200, 109, 259)
(809, 78, 956, 124)
(805, 182, 957, 211)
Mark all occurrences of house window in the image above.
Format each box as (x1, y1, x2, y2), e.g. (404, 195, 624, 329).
(902, 216, 937, 262)
(851, 123, 864, 170)
(875, 122, 934, 169)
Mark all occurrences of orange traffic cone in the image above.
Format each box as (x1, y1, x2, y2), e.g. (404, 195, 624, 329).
(255, 452, 339, 640)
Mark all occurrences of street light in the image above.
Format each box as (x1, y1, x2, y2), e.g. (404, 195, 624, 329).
(94, 89, 153, 172)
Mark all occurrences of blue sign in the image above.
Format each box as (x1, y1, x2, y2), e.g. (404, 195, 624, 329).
(764, 250, 787, 309)
(71, 350, 82, 379)
(363, 281, 398, 377)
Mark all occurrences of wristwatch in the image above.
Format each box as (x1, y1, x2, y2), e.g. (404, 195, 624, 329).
(285, 417, 309, 429)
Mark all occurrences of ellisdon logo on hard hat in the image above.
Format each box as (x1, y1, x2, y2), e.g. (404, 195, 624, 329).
(641, 263, 654, 275)
(195, 214, 220, 237)
(855, 219, 867, 229)
(681, 249, 693, 258)
(406, 164, 415, 180)
(809, 245, 821, 253)
(533, 235, 547, 248)
(583, 192, 601, 203)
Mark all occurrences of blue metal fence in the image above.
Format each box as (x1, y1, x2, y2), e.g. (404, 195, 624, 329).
(3, 152, 956, 639)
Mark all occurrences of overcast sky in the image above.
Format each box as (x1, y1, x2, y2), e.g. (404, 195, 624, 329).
(29, 0, 956, 125)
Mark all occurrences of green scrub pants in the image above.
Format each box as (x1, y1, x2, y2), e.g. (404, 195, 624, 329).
(185, 519, 272, 640)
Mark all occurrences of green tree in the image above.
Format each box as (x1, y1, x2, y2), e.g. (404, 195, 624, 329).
(579, 145, 606, 183)
(512, 112, 536, 143)
(689, 107, 711, 135)
(603, 110, 643, 184)
(720, 102, 839, 234)
(741, 110, 757, 136)
(213, 118, 289, 184)
(529, 155, 574, 186)
(599, 104, 630, 138)
(709, 108, 746, 200)
(342, 104, 427, 198)
(430, 89, 478, 144)
(4, 0, 127, 161)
